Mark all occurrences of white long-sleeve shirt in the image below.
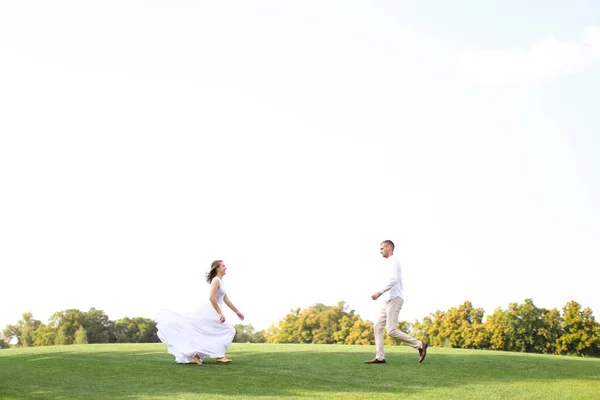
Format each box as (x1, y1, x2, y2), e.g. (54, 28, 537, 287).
(379, 255, 404, 301)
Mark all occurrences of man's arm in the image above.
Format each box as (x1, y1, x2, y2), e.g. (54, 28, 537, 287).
(371, 271, 398, 300)
(380, 275, 397, 295)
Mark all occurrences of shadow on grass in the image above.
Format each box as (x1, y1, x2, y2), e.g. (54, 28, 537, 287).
(1, 344, 599, 399)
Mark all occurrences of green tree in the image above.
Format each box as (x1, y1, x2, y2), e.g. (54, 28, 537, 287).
(31, 324, 56, 346)
(335, 313, 374, 345)
(3, 324, 21, 346)
(436, 301, 488, 349)
(74, 326, 89, 344)
(265, 307, 301, 343)
(0, 338, 10, 349)
(113, 317, 159, 343)
(233, 324, 265, 343)
(556, 301, 600, 357)
(412, 310, 446, 347)
(485, 299, 544, 353)
(54, 326, 69, 345)
(312, 302, 348, 344)
(486, 307, 510, 351)
(49, 309, 85, 345)
(254, 330, 266, 343)
(83, 308, 112, 343)
(411, 315, 433, 345)
(512, 299, 545, 353)
(409, 302, 488, 349)
(17, 312, 42, 347)
(265, 302, 373, 345)
(294, 305, 320, 343)
(537, 307, 562, 354)
(345, 317, 374, 345)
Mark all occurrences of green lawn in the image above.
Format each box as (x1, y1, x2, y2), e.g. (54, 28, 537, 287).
(1, 343, 599, 399)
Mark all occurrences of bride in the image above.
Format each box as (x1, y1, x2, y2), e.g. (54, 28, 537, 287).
(156, 260, 245, 364)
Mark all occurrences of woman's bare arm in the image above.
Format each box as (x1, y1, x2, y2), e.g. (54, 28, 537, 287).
(209, 279, 226, 322)
(224, 295, 245, 321)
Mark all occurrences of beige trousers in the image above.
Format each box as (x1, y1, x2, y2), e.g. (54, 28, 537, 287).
(375, 296, 422, 360)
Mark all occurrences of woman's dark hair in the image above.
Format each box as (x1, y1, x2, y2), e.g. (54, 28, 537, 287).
(206, 260, 223, 283)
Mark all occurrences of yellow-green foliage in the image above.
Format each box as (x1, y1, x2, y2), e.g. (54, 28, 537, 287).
(265, 301, 375, 345)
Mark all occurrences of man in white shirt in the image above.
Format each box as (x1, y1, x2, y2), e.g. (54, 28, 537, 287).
(364, 240, 428, 364)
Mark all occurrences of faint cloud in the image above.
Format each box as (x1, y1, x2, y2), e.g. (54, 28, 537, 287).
(457, 27, 600, 86)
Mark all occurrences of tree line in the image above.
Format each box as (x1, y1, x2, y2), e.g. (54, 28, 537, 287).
(0, 308, 267, 349)
(3, 299, 599, 357)
(411, 298, 600, 357)
(2, 308, 160, 347)
(264, 301, 374, 345)
(265, 299, 600, 357)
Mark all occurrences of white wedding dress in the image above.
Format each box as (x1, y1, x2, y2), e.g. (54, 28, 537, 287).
(156, 277, 236, 363)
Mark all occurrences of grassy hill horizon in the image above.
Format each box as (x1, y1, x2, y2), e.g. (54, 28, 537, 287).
(1, 343, 599, 399)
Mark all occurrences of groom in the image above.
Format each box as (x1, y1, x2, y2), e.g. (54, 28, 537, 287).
(364, 240, 428, 364)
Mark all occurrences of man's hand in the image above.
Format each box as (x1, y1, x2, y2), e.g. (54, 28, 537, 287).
(371, 292, 382, 300)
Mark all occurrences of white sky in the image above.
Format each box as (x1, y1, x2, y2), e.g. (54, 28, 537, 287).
(1, 1, 599, 332)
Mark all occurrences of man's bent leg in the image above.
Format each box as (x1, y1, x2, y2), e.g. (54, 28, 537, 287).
(386, 297, 422, 349)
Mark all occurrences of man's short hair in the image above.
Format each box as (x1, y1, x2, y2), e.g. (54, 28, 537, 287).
(381, 240, 395, 251)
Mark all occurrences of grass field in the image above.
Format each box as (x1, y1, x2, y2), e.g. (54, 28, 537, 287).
(1, 343, 599, 399)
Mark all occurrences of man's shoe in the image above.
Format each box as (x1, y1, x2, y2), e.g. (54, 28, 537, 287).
(419, 342, 428, 363)
(364, 358, 386, 364)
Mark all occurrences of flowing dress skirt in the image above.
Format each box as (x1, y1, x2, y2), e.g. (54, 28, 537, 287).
(156, 303, 236, 363)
